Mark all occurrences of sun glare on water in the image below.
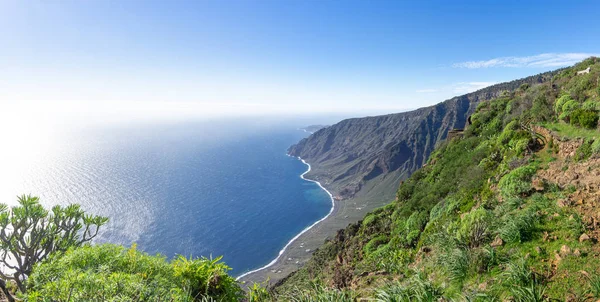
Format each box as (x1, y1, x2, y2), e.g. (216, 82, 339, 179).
(0, 102, 68, 204)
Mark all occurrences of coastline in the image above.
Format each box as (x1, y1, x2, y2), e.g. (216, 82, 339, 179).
(237, 155, 390, 286)
(236, 155, 335, 281)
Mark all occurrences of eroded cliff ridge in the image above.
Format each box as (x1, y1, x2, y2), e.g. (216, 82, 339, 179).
(275, 58, 600, 300)
(288, 71, 559, 203)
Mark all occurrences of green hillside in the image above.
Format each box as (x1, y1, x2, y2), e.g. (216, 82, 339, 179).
(2, 58, 599, 301)
(273, 57, 600, 301)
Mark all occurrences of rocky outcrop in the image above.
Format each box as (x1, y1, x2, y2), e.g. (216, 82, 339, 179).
(532, 125, 585, 159)
(289, 71, 560, 202)
(538, 155, 600, 242)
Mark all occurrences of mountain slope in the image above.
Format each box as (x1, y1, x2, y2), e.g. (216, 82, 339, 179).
(274, 58, 600, 300)
(288, 71, 560, 203)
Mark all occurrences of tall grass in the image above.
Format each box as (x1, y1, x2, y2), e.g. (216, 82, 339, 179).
(375, 274, 443, 302)
(502, 260, 549, 302)
(586, 274, 600, 298)
(509, 281, 548, 302)
(544, 122, 599, 140)
(498, 209, 537, 243)
(283, 283, 355, 302)
(446, 248, 470, 284)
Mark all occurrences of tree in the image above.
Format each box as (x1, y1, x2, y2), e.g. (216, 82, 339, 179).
(0, 195, 108, 299)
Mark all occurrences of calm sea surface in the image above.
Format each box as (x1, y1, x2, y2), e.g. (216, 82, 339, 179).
(0, 119, 331, 276)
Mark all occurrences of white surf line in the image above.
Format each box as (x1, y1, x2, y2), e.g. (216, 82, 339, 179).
(300, 129, 314, 134)
(236, 155, 335, 281)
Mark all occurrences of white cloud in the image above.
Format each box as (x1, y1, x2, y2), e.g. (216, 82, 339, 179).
(453, 53, 599, 69)
(416, 89, 438, 93)
(452, 82, 497, 94)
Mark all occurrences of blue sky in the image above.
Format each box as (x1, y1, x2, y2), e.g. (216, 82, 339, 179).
(1, 0, 600, 121)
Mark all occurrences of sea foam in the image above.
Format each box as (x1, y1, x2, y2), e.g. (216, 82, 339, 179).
(236, 155, 335, 280)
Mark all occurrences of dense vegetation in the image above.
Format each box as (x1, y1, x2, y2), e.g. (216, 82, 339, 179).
(0, 196, 107, 301)
(288, 66, 560, 205)
(27, 244, 243, 301)
(273, 57, 600, 300)
(0, 197, 249, 301)
(2, 58, 599, 301)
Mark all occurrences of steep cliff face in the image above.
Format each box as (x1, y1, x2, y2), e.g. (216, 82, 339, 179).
(288, 71, 559, 202)
(275, 58, 600, 300)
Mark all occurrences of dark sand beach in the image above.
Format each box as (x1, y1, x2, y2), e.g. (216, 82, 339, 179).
(237, 158, 391, 285)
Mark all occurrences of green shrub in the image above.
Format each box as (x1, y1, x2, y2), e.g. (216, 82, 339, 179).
(570, 73, 595, 101)
(497, 127, 531, 155)
(452, 208, 492, 248)
(504, 260, 547, 301)
(375, 274, 444, 302)
(476, 101, 490, 111)
(587, 274, 600, 298)
(510, 281, 548, 302)
(519, 83, 530, 92)
(429, 200, 447, 221)
(498, 129, 517, 145)
(248, 282, 272, 302)
(369, 246, 412, 274)
(510, 137, 532, 155)
(362, 213, 377, 226)
(442, 248, 469, 284)
(498, 209, 537, 243)
(505, 102, 513, 115)
(27, 244, 243, 301)
(592, 139, 600, 154)
(527, 95, 554, 122)
(405, 230, 421, 246)
(0, 195, 108, 296)
(172, 255, 242, 300)
(501, 197, 525, 212)
(472, 246, 501, 273)
(484, 117, 504, 136)
(565, 212, 585, 239)
(503, 259, 533, 287)
(575, 140, 593, 161)
(554, 94, 572, 114)
(582, 100, 600, 111)
(559, 100, 581, 121)
(285, 283, 355, 302)
(364, 235, 390, 255)
(570, 109, 599, 129)
(498, 164, 537, 198)
(395, 212, 429, 247)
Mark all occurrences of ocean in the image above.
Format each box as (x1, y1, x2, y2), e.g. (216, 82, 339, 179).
(0, 119, 332, 276)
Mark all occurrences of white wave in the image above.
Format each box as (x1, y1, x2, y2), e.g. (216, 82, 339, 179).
(236, 155, 335, 281)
